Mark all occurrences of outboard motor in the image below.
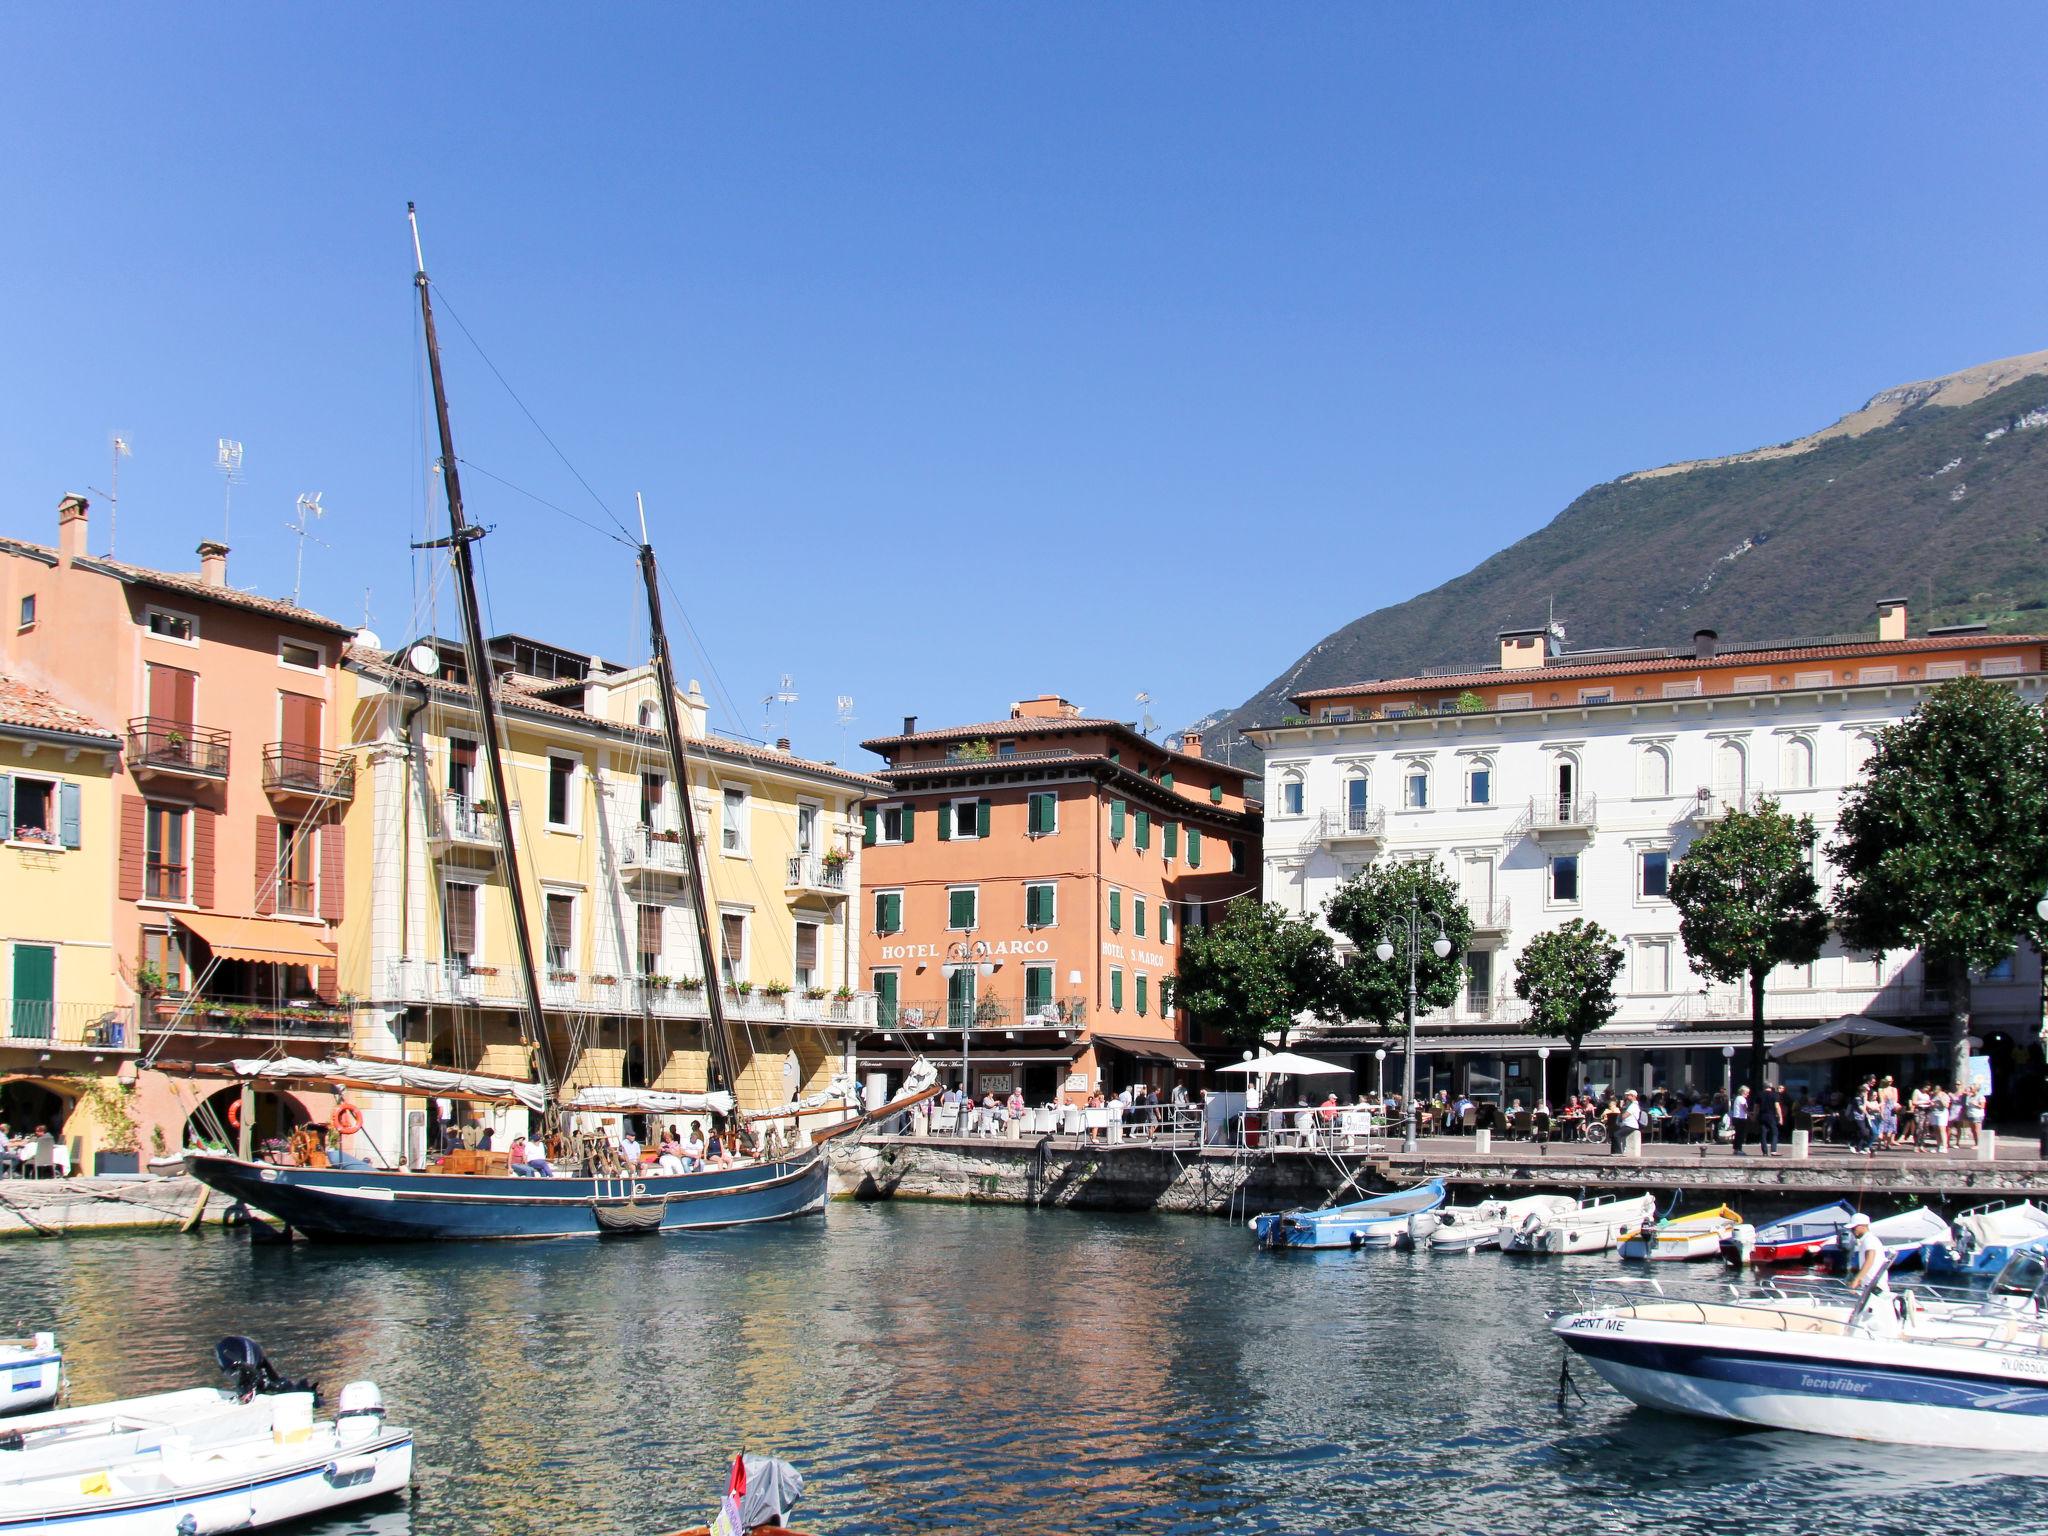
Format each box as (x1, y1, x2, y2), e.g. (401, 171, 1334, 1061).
(335, 1382, 387, 1445)
(215, 1337, 315, 1403)
(1729, 1223, 1758, 1265)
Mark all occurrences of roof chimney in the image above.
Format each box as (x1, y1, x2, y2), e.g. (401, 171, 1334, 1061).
(1011, 693, 1081, 720)
(1693, 628, 1719, 660)
(1875, 597, 1908, 643)
(197, 540, 229, 588)
(902, 715, 917, 735)
(1181, 730, 1204, 760)
(1497, 627, 1547, 671)
(57, 494, 89, 566)
(775, 736, 791, 753)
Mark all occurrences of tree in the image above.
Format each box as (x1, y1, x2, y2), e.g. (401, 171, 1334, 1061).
(1323, 860, 1474, 1031)
(1512, 919, 1624, 1102)
(1171, 901, 1341, 1053)
(1667, 797, 1829, 1099)
(1829, 677, 2048, 1085)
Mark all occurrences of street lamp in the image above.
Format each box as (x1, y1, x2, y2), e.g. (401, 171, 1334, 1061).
(1721, 1042, 1736, 1098)
(1374, 1047, 1387, 1104)
(948, 935, 994, 1097)
(1375, 904, 1452, 1153)
(1538, 1045, 1551, 1107)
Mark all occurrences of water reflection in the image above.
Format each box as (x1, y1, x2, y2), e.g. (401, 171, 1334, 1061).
(1, 1208, 2041, 1535)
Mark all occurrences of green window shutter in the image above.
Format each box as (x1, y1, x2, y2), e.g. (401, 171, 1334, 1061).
(1136, 975, 1148, 1016)
(1029, 792, 1055, 835)
(1160, 770, 1174, 791)
(1030, 885, 1054, 927)
(1210, 783, 1223, 804)
(976, 798, 991, 839)
(1163, 820, 1178, 859)
(1108, 889, 1121, 933)
(1111, 969, 1124, 1012)
(949, 888, 976, 928)
(1159, 902, 1173, 943)
(1136, 810, 1150, 850)
(937, 804, 951, 841)
(902, 806, 916, 843)
(876, 892, 902, 934)
(1188, 826, 1202, 868)
(1110, 799, 1126, 841)
(0, 774, 12, 841)
(1025, 967, 1051, 1012)
(874, 971, 898, 1025)
(1134, 896, 1146, 938)
(862, 807, 877, 847)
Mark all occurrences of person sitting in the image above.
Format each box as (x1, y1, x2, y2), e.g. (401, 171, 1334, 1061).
(681, 1121, 707, 1172)
(508, 1135, 539, 1177)
(705, 1128, 735, 1169)
(618, 1129, 643, 1168)
(1005, 1087, 1026, 1123)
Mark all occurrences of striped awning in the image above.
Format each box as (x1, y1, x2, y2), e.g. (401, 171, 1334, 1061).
(173, 912, 335, 967)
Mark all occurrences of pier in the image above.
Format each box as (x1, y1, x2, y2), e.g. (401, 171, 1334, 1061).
(0, 1175, 236, 1240)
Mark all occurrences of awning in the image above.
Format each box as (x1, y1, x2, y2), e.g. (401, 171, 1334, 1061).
(1084, 1032, 1204, 1071)
(174, 912, 335, 967)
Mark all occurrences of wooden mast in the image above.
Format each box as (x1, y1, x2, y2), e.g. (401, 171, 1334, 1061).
(634, 508, 742, 1098)
(408, 203, 554, 1099)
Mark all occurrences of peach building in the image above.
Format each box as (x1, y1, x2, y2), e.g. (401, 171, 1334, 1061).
(856, 695, 1263, 1103)
(0, 494, 356, 1156)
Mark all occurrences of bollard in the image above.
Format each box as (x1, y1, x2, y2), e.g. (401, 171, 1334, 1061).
(912, 1107, 929, 1138)
(1977, 1129, 1997, 1163)
(1473, 1128, 1493, 1154)
(1006, 1117, 1021, 1143)
(1790, 1128, 1810, 1160)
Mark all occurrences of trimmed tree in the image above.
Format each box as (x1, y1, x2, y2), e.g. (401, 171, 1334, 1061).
(1667, 797, 1829, 1098)
(1512, 918, 1624, 1103)
(1323, 859, 1474, 1035)
(1171, 900, 1341, 1054)
(1829, 677, 2048, 1086)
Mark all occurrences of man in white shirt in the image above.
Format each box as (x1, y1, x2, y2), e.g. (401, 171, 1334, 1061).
(1849, 1211, 1889, 1292)
(1613, 1090, 1643, 1156)
(618, 1130, 642, 1169)
(1730, 1087, 1753, 1156)
(681, 1122, 707, 1171)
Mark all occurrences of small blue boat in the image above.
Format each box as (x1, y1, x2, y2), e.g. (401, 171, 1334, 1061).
(1253, 1178, 1446, 1251)
(1722, 1201, 1857, 1266)
(1926, 1200, 2048, 1277)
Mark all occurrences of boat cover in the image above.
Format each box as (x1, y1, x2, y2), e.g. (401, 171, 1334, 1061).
(230, 1056, 550, 1112)
(738, 1455, 805, 1526)
(564, 1086, 736, 1115)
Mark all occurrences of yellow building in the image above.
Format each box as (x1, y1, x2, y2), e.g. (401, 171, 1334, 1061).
(0, 674, 132, 1173)
(337, 632, 882, 1156)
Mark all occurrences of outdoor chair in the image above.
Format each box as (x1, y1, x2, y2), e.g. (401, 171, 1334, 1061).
(1459, 1105, 1478, 1134)
(26, 1135, 55, 1179)
(1685, 1111, 1710, 1144)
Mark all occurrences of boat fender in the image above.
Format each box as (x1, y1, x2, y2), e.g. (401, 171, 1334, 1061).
(334, 1103, 363, 1136)
(1350, 1231, 1365, 1250)
(325, 1453, 385, 1487)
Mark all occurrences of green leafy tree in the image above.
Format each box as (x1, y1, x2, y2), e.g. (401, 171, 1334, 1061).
(1323, 860, 1473, 1030)
(1829, 677, 2048, 1084)
(1512, 919, 1624, 1102)
(1171, 901, 1340, 1052)
(1667, 797, 1829, 1097)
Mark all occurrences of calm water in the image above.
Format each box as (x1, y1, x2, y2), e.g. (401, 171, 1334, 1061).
(2, 1204, 2038, 1535)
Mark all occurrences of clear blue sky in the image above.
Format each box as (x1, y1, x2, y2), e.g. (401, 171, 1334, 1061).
(5, 6, 2044, 765)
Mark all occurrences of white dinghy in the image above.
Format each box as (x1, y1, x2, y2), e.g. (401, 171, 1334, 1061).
(0, 1336, 60, 1417)
(1505, 1191, 1658, 1255)
(1427, 1195, 1579, 1253)
(0, 1338, 411, 1536)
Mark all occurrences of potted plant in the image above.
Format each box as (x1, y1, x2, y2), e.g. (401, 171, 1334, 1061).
(548, 970, 578, 985)
(592, 974, 620, 987)
(651, 827, 682, 844)
(760, 981, 791, 999)
(676, 975, 704, 992)
(72, 1077, 141, 1176)
(803, 986, 828, 1001)
(732, 980, 754, 998)
(821, 848, 851, 872)
(833, 985, 855, 1003)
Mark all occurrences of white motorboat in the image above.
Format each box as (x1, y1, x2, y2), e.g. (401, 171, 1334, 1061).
(1252, 1179, 1447, 1251)
(1427, 1195, 1579, 1253)
(1926, 1199, 2048, 1277)
(1505, 1191, 1657, 1255)
(1555, 1252, 2048, 1451)
(0, 1336, 60, 1417)
(0, 1338, 411, 1535)
(1620, 1204, 1743, 1262)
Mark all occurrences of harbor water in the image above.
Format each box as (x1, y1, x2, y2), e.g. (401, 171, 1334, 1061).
(3, 1203, 2038, 1535)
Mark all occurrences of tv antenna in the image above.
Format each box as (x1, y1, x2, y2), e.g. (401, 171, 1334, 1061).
(835, 693, 856, 761)
(286, 492, 329, 606)
(87, 432, 132, 558)
(215, 438, 244, 542)
(1136, 690, 1157, 739)
(762, 674, 798, 740)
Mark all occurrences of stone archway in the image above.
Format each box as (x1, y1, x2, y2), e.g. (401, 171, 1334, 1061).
(181, 1085, 318, 1151)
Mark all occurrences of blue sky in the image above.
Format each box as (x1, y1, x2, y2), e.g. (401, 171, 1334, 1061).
(4, 6, 2045, 766)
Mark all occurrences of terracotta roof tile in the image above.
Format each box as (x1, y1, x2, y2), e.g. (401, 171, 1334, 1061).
(861, 715, 1254, 778)
(0, 675, 119, 743)
(7, 542, 358, 634)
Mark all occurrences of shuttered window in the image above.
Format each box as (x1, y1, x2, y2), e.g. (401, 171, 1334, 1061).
(1134, 895, 1146, 938)
(1024, 965, 1053, 1015)
(1159, 901, 1173, 943)
(1108, 888, 1122, 933)
(1187, 826, 1202, 868)
(948, 887, 978, 929)
(1026, 883, 1055, 928)
(720, 912, 746, 981)
(1136, 974, 1148, 1016)
(976, 799, 991, 838)
(1135, 810, 1150, 851)
(863, 807, 878, 846)
(1210, 783, 1223, 804)
(873, 970, 899, 1026)
(1110, 968, 1124, 1012)
(874, 891, 903, 935)
(1160, 771, 1174, 791)
(794, 921, 820, 987)
(638, 904, 664, 974)
(1109, 799, 1127, 841)
(1028, 792, 1057, 836)
(443, 882, 477, 962)
(1163, 820, 1178, 859)
(545, 893, 575, 969)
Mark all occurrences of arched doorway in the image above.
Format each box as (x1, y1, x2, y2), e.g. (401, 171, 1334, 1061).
(1, 1078, 73, 1139)
(181, 1086, 312, 1151)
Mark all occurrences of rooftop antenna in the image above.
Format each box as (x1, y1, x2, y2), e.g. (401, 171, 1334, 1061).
(836, 693, 856, 762)
(1136, 690, 1157, 739)
(763, 673, 798, 740)
(215, 438, 244, 543)
(87, 433, 133, 558)
(286, 492, 329, 606)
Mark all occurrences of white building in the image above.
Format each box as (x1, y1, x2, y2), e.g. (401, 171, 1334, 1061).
(1246, 603, 2047, 1104)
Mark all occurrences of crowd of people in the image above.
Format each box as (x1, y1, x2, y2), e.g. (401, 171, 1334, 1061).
(929, 1080, 1195, 1140)
(0, 1122, 56, 1178)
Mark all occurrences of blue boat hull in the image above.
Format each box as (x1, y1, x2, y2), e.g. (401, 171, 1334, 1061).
(1253, 1179, 1446, 1250)
(188, 1151, 829, 1241)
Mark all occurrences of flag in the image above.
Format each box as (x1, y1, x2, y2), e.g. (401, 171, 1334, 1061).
(709, 1451, 746, 1536)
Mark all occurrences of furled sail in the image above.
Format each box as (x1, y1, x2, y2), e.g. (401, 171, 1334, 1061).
(229, 1056, 549, 1113)
(560, 1086, 736, 1116)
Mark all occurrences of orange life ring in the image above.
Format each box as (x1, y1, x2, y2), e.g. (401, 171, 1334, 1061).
(333, 1103, 363, 1136)
(226, 1098, 243, 1130)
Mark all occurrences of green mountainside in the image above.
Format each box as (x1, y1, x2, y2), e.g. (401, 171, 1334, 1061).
(1194, 350, 2048, 772)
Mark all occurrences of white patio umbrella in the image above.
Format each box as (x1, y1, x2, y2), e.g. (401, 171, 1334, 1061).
(1768, 1015, 1933, 1063)
(1217, 1051, 1353, 1077)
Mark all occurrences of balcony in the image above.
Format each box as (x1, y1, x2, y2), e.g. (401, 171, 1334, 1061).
(262, 744, 355, 803)
(140, 992, 353, 1044)
(616, 824, 690, 879)
(381, 958, 877, 1028)
(1526, 792, 1597, 841)
(274, 879, 317, 918)
(2, 998, 138, 1052)
(127, 717, 230, 782)
(1691, 787, 1754, 823)
(1467, 897, 1511, 937)
(1313, 805, 1387, 852)
(429, 793, 501, 855)
(145, 862, 189, 903)
(882, 994, 1088, 1034)
(785, 854, 851, 897)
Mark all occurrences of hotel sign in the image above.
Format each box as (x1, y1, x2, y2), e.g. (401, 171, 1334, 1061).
(877, 938, 1053, 961)
(1101, 941, 1168, 968)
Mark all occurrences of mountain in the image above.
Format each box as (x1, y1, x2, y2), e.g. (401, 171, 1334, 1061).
(1193, 347, 2048, 773)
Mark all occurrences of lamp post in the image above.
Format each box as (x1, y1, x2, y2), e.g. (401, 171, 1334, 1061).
(1376, 904, 1452, 1154)
(949, 936, 993, 1098)
(1721, 1042, 1735, 1099)
(1538, 1045, 1552, 1108)
(1374, 1047, 1387, 1104)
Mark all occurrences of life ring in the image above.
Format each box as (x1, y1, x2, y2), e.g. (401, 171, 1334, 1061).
(334, 1103, 363, 1136)
(226, 1098, 243, 1130)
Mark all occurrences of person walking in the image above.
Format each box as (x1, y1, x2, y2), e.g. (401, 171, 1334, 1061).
(1730, 1086, 1752, 1157)
(1756, 1082, 1783, 1157)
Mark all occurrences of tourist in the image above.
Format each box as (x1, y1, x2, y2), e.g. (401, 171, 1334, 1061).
(507, 1135, 551, 1177)
(1930, 1084, 1953, 1152)
(1877, 1077, 1900, 1150)
(1908, 1083, 1932, 1150)
(1757, 1081, 1784, 1157)
(1960, 1082, 1987, 1147)
(1612, 1091, 1642, 1155)
(682, 1121, 707, 1172)
(1730, 1086, 1752, 1156)
(1006, 1086, 1026, 1123)
(1857, 1080, 1881, 1156)
(618, 1128, 643, 1168)
(655, 1139, 686, 1175)
(1847, 1211, 1889, 1296)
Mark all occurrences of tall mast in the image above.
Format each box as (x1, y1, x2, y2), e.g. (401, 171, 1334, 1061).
(635, 512, 742, 1098)
(409, 203, 554, 1098)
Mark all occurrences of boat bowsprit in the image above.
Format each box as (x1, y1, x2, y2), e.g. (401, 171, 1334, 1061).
(1721, 1202, 1856, 1266)
(1620, 1204, 1742, 1262)
(0, 1337, 411, 1534)
(0, 1336, 59, 1418)
(1252, 1179, 1446, 1251)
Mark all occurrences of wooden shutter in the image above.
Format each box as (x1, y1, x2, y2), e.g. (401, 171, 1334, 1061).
(721, 912, 745, 973)
(319, 824, 346, 922)
(316, 965, 339, 1004)
(1110, 799, 1126, 841)
(445, 884, 476, 955)
(281, 692, 322, 751)
(255, 816, 280, 915)
(886, 892, 903, 932)
(191, 807, 216, 909)
(1136, 810, 1150, 850)
(1160, 771, 1174, 791)
(1136, 975, 1148, 1016)
(937, 804, 951, 841)
(1209, 783, 1222, 804)
(948, 888, 973, 928)
(58, 782, 81, 849)
(901, 806, 915, 842)
(0, 775, 11, 842)
(976, 799, 991, 838)
(147, 664, 196, 727)
(1134, 896, 1146, 937)
(546, 895, 574, 958)
(863, 807, 877, 846)
(1111, 969, 1123, 1011)
(119, 795, 145, 901)
(638, 904, 664, 965)
(1109, 889, 1121, 932)
(1187, 827, 1202, 868)
(795, 923, 819, 971)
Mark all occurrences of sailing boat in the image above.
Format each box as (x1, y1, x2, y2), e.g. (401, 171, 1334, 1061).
(184, 208, 937, 1242)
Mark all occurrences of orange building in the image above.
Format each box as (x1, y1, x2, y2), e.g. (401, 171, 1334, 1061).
(855, 695, 1262, 1103)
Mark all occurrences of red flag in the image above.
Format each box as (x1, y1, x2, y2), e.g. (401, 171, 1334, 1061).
(728, 1453, 746, 1501)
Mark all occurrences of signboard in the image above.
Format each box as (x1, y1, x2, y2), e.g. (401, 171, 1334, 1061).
(976, 1071, 1015, 1096)
(1064, 1071, 1091, 1093)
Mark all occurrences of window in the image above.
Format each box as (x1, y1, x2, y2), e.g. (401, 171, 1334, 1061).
(1163, 819, 1179, 859)
(637, 904, 664, 977)
(1023, 964, 1054, 1018)
(1280, 775, 1304, 817)
(141, 925, 189, 993)
(1134, 895, 1146, 938)
(948, 799, 983, 840)
(1712, 739, 1746, 800)
(1232, 839, 1244, 872)
(1793, 670, 1832, 689)
(6, 776, 56, 845)
(872, 969, 900, 1027)
(1187, 827, 1202, 868)
(1110, 967, 1124, 1013)
(448, 737, 477, 801)
(1025, 882, 1056, 929)
(1640, 850, 1669, 900)
(1108, 888, 1122, 933)
(1578, 688, 1612, 705)
(1345, 775, 1371, 825)
(547, 757, 576, 827)
(1636, 940, 1673, 994)
(794, 921, 820, 991)
(947, 966, 977, 1029)
(878, 804, 909, 844)
(1983, 656, 2025, 677)
(1637, 744, 1671, 798)
(796, 803, 819, 855)
(1858, 666, 1898, 684)
(1466, 761, 1492, 806)
(1136, 974, 1149, 1017)
(1983, 952, 2017, 982)
(1321, 707, 1353, 723)
(1926, 660, 1966, 680)
(544, 892, 575, 970)
(1403, 765, 1429, 810)
(1661, 679, 1702, 698)
(1158, 901, 1173, 944)
(1732, 674, 1772, 692)
(947, 886, 978, 930)
(997, 740, 1018, 757)
(143, 607, 195, 642)
(1550, 854, 1579, 904)
(442, 881, 478, 969)
(1496, 692, 1532, 710)
(719, 912, 746, 982)
(279, 640, 323, 671)
(16, 594, 33, 631)
(276, 819, 314, 914)
(1208, 783, 1223, 805)
(1779, 735, 1813, 790)
(721, 787, 746, 852)
(1135, 810, 1151, 851)
(1027, 792, 1058, 836)
(1846, 734, 1876, 778)
(640, 772, 666, 828)
(1465, 949, 1493, 1014)
(144, 803, 188, 901)
(874, 890, 904, 936)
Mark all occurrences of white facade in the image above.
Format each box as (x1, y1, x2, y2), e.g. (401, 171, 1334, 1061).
(1252, 670, 2046, 1097)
